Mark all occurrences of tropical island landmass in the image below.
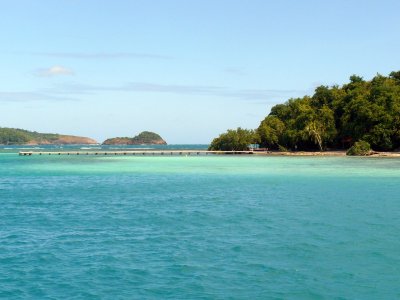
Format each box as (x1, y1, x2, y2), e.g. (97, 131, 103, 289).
(102, 131, 167, 145)
(209, 71, 400, 156)
(0, 128, 98, 145)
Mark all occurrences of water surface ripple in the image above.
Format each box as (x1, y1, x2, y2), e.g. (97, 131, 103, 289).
(1, 154, 400, 299)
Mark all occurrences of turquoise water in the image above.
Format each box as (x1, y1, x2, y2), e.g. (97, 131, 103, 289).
(1, 153, 400, 299)
(0, 144, 209, 153)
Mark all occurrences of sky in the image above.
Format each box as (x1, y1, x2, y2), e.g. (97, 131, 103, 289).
(1, 0, 399, 144)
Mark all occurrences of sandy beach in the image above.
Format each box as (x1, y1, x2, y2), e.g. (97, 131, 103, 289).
(254, 151, 400, 157)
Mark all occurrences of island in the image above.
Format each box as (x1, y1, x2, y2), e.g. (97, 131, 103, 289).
(209, 71, 400, 156)
(102, 131, 167, 145)
(0, 128, 98, 145)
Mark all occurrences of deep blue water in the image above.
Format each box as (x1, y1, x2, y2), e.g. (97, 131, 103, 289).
(1, 148, 400, 299)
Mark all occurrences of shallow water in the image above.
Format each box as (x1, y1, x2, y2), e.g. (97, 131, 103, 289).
(1, 153, 400, 299)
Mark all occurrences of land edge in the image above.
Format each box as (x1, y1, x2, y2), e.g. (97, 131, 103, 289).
(16, 149, 400, 158)
(102, 131, 167, 145)
(0, 128, 168, 145)
(252, 150, 400, 157)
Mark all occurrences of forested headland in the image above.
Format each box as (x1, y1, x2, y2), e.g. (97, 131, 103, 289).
(209, 71, 400, 153)
(0, 128, 97, 145)
(102, 131, 167, 145)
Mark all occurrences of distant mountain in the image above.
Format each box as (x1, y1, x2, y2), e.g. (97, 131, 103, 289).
(103, 131, 167, 145)
(0, 127, 98, 145)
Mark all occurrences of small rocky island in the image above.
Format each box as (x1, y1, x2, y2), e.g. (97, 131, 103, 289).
(0, 127, 97, 145)
(102, 131, 167, 145)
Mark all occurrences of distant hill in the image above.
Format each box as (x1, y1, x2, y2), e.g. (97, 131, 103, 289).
(0, 128, 98, 145)
(103, 131, 167, 145)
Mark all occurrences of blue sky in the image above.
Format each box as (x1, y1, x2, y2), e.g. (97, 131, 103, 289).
(1, 0, 399, 143)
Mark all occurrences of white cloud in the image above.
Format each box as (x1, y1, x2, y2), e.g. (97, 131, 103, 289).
(0, 91, 76, 102)
(47, 82, 306, 102)
(224, 67, 246, 76)
(35, 65, 75, 77)
(32, 52, 172, 60)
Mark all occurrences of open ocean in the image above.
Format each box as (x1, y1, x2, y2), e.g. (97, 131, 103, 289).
(1, 146, 400, 299)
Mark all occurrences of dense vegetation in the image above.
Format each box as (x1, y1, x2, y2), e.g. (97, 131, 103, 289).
(0, 128, 97, 145)
(210, 71, 400, 152)
(103, 131, 166, 145)
(346, 140, 372, 156)
(0, 128, 61, 144)
(208, 128, 257, 151)
(131, 131, 165, 144)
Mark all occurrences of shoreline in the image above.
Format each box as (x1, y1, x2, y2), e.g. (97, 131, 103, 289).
(253, 150, 400, 157)
(15, 148, 400, 158)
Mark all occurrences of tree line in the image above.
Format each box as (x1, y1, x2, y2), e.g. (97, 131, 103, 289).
(209, 71, 400, 151)
(0, 128, 61, 145)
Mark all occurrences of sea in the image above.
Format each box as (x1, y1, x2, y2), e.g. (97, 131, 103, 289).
(1, 145, 399, 299)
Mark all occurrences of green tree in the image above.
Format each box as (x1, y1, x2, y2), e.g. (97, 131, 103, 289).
(210, 70, 400, 152)
(257, 116, 285, 149)
(305, 106, 336, 151)
(208, 128, 258, 151)
(346, 140, 371, 156)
